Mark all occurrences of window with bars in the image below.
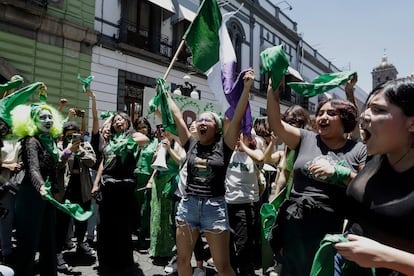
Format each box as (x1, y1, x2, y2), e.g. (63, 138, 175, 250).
(124, 81, 144, 123)
(123, 0, 172, 58)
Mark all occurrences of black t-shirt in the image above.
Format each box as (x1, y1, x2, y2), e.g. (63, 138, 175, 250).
(291, 129, 366, 214)
(347, 155, 414, 253)
(185, 136, 232, 198)
(102, 135, 137, 179)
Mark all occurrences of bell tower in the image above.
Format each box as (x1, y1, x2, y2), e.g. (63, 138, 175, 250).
(371, 50, 398, 89)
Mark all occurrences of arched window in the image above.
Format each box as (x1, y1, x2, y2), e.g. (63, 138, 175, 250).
(226, 19, 245, 74)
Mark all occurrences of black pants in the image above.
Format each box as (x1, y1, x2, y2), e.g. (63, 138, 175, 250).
(65, 175, 91, 245)
(228, 202, 261, 276)
(15, 184, 57, 276)
(280, 208, 343, 276)
(97, 177, 136, 270)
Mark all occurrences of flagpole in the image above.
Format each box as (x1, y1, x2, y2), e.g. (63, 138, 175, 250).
(163, 0, 210, 81)
(163, 39, 186, 80)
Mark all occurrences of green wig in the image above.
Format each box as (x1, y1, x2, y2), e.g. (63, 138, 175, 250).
(11, 103, 63, 138)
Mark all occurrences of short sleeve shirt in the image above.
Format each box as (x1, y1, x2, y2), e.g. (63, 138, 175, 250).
(291, 129, 367, 213)
(185, 136, 233, 198)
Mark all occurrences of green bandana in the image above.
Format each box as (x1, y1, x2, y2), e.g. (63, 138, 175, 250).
(149, 78, 177, 135)
(288, 71, 357, 97)
(0, 82, 44, 127)
(44, 177, 93, 221)
(100, 111, 115, 120)
(107, 132, 140, 163)
(0, 75, 24, 93)
(310, 234, 376, 276)
(260, 45, 290, 90)
(37, 133, 59, 162)
(77, 74, 94, 92)
(328, 160, 352, 185)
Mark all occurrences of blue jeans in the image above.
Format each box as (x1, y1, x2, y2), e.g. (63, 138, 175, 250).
(176, 195, 230, 232)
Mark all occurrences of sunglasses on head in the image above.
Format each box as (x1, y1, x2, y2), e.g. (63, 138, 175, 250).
(286, 118, 305, 127)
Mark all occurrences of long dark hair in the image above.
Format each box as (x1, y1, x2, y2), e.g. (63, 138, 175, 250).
(109, 112, 135, 137)
(367, 77, 414, 117)
(133, 116, 153, 139)
(282, 105, 312, 131)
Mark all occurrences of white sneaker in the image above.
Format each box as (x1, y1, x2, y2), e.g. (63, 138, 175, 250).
(56, 253, 72, 271)
(193, 267, 206, 276)
(206, 257, 215, 267)
(164, 255, 177, 273)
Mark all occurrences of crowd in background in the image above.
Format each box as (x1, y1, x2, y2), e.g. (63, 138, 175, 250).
(0, 72, 413, 276)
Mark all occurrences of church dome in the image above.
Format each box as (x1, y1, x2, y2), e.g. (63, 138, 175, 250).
(373, 54, 396, 71)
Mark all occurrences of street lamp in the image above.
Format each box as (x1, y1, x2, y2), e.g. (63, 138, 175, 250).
(173, 88, 182, 96)
(173, 75, 200, 99)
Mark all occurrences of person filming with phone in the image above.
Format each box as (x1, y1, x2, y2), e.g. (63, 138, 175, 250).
(56, 121, 96, 270)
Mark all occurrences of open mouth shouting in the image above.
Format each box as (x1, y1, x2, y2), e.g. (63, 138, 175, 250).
(360, 128, 371, 144)
(318, 120, 329, 131)
(199, 125, 207, 135)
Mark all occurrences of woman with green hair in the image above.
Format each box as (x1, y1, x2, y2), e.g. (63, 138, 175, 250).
(11, 101, 63, 276)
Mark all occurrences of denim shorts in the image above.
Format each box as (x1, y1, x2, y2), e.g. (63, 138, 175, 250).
(176, 195, 230, 232)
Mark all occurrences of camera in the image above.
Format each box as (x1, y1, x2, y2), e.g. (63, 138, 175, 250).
(74, 108, 85, 117)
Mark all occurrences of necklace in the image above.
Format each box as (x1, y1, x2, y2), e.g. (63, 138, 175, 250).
(391, 149, 412, 168)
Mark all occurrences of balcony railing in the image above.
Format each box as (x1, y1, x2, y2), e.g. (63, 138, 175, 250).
(125, 22, 173, 58)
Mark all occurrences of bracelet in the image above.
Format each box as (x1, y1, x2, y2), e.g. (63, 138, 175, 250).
(328, 162, 351, 184)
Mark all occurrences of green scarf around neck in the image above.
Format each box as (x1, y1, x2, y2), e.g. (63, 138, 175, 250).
(106, 132, 140, 163)
(37, 133, 59, 162)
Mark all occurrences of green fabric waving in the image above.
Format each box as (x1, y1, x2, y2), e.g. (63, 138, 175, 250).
(0, 82, 44, 127)
(44, 178, 93, 221)
(260, 149, 295, 239)
(0, 75, 24, 93)
(288, 71, 357, 97)
(100, 111, 115, 120)
(149, 78, 177, 136)
(77, 74, 94, 92)
(310, 234, 376, 276)
(260, 45, 290, 90)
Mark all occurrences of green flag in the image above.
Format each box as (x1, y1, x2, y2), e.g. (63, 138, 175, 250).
(149, 78, 177, 136)
(184, 0, 222, 73)
(44, 178, 93, 221)
(260, 45, 290, 90)
(0, 75, 24, 93)
(0, 82, 44, 127)
(288, 71, 357, 97)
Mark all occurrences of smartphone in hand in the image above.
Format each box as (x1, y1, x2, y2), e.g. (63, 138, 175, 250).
(71, 133, 82, 142)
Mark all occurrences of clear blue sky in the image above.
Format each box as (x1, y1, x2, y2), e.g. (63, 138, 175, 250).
(283, 0, 414, 93)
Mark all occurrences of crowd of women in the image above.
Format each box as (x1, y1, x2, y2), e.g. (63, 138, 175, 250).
(0, 69, 413, 276)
